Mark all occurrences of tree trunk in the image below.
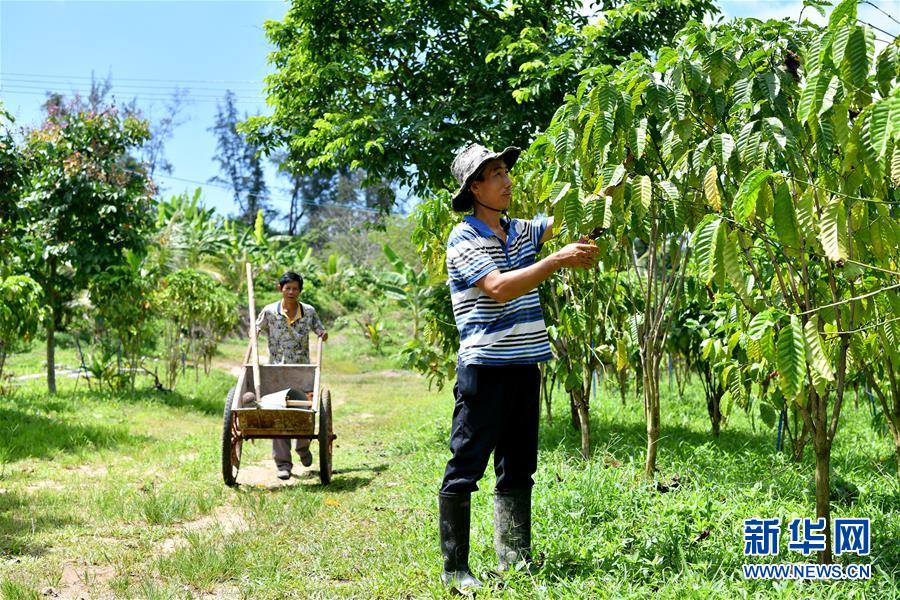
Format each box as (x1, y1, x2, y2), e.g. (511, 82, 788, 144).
(46, 259, 58, 395)
(895, 435, 900, 480)
(617, 369, 627, 407)
(644, 367, 660, 479)
(575, 390, 590, 459)
(814, 440, 833, 564)
(707, 391, 722, 437)
(569, 391, 580, 432)
(47, 310, 57, 395)
(788, 408, 809, 462)
(0, 344, 7, 387)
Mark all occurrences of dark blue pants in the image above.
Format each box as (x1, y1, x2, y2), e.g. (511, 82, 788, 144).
(440, 363, 541, 495)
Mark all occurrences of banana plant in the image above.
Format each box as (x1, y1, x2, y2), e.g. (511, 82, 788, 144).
(379, 243, 430, 340)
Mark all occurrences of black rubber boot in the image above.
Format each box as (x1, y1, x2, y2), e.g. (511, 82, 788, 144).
(438, 492, 482, 591)
(494, 488, 531, 572)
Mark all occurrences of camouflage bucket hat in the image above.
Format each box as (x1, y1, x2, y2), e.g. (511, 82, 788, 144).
(450, 143, 521, 212)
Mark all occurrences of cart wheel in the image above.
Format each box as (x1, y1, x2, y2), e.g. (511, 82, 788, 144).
(221, 386, 242, 486)
(318, 388, 333, 485)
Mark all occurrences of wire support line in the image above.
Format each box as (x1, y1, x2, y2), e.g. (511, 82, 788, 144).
(796, 282, 900, 316)
(1, 76, 265, 96)
(0, 89, 266, 105)
(857, 18, 900, 41)
(862, 0, 900, 28)
(823, 315, 900, 340)
(845, 259, 900, 277)
(0, 84, 264, 102)
(0, 71, 264, 86)
(782, 174, 900, 205)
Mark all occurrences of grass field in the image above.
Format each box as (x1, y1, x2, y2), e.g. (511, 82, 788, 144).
(0, 323, 898, 598)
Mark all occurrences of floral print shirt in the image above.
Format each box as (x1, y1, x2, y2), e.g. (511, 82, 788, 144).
(256, 301, 326, 364)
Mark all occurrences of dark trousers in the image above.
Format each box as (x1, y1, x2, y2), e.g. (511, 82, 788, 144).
(440, 363, 541, 495)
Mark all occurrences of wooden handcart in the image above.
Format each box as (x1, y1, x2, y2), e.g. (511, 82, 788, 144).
(221, 266, 336, 486)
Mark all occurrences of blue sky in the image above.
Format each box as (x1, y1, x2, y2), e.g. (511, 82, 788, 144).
(1, 0, 288, 220)
(2, 1, 898, 221)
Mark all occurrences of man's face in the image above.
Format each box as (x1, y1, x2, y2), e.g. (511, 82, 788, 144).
(470, 159, 512, 210)
(280, 281, 301, 302)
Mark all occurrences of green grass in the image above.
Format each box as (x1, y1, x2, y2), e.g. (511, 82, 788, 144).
(0, 325, 898, 598)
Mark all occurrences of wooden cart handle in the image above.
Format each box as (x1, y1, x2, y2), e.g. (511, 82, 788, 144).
(246, 264, 262, 405)
(316, 334, 323, 368)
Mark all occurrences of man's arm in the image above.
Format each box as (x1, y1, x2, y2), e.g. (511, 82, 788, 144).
(475, 241, 597, 303)
(539, 216, 555, 245)
(255, 309, 268, 335)
(309, 306, 329, 341)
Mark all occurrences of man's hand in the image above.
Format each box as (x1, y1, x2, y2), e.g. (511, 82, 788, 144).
(552, 242, 599, 269)
(320, 332, 329, 342)
(475, 239, 598, 303)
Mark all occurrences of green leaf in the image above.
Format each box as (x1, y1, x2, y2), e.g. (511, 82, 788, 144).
(564, 189, 583, 235)
(727, 364, 745, 409)
(876, 46, 897, 97)
(795, 187, 817, 243)
(668, 87, 687, 120)
(807, 32, 825, 73)
(757, 72, 780, 103)
(865, 97, 893, 159)
(748, 310, 774, 341)
(616, 337, 628, 371)
(692, 215, 722, 285)
(819, 194, 848, 263)
(831, 22, 851, 67)
(723, 230, 751, 306)
(804, 319, 834, 395)
(721, 391, 733, 417)
(714, 133, 735, 166)
(818, 76, 840, 117)
(828, 0, 856, 29)
(733, 78, 753, 106)
(632, 118, 647, 158)
(704, 165, 721, 212)
(759, 403, 777, 428)
(844, 26, 869, 90)
(777, 315, 807, 400)
(655, 47, 678, 72)
(604, 163, 626, 189)
(555, 128, 576, 164)
(549, 182, 571, 206)
(636, 175, 652, 214)
(773, 182, 801, 252)
(892, 145, 900, 186)
(797, 72, 819, 124)
(588, 193, 613, 230)
(732, 168, 771, 223)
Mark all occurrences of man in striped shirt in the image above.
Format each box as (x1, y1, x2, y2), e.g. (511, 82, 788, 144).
(438, 144, 598, 590)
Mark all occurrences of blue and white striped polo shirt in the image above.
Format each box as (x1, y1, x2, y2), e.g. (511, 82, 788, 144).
(446, 215, 553, 366)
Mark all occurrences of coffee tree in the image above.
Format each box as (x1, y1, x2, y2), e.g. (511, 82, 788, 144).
(155, 269, 238, 388)
(0, 275, 43, 386)
(516, 1, 898, 562)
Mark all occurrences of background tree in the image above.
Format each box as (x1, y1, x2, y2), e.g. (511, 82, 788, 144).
(18, 100, 156, 394)
(271, 150, 336, 235)
(211, 90, 271, 225)
(155, 269, 238, 388)
(141, 88, 190, 178)
(0, 275, 43, 387)
(88, 250, 157, 391)
(243, 0, 716, 201)
(0, 104, 25, 265)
